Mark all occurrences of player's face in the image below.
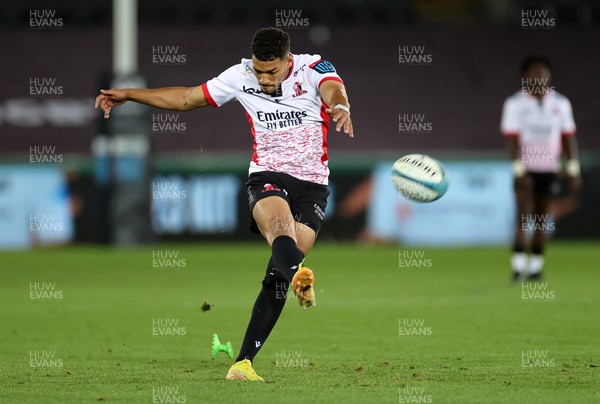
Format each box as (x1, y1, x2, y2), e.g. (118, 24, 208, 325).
(251, 54, 293, 94)
(523, 63, 552, 97)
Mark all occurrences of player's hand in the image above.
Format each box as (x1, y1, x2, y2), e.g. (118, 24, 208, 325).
(325, 107, 354, 138)
(95, 89, 128, 119)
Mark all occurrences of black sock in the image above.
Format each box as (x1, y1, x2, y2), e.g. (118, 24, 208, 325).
(271, 235, 305, 282)
(236, 257, 289, 363)
(531, 245, 544, 255)
(513, 241, 525, 253)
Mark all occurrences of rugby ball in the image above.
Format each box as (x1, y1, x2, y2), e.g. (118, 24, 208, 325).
(391, 154, 449, 202)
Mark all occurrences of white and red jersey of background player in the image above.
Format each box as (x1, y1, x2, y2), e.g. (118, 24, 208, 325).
(501, 90, 576, 173)
(201, 53, 343, 185)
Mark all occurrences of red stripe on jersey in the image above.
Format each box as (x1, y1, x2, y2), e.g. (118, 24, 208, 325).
(502, 131, 519, 137)
(318, 76, 343, 89)
(561, 130, 576, 137)
(320, 101, 330, 169)
(308, 59, 321, 68)
(201, 83, 217, 108)
(245, 112, 258, 164)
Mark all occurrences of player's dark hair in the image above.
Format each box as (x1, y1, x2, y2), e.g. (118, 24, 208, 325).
(251, 27, 290, 61)
(521, 56, 553, 75)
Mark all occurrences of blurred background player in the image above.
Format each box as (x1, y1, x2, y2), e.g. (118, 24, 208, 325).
(95, 27, 353, 381)
(501, 56, 581, 281)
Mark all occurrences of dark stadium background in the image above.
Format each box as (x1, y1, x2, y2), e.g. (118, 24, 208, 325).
(1, 0, 599, 246)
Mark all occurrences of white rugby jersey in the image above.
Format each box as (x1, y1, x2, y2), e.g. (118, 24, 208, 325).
(201, 53, 344, 185)
(501, 91, 576, 173)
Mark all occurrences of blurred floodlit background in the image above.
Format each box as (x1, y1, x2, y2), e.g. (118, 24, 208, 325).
(1, 0, 599, 249)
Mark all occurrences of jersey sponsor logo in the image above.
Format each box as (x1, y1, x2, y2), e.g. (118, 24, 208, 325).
(242, 85, 264, 94)
(310, 60, 336, 74)
(256, 109, 308, 130)
(293, 64, 307, 77)
(293, 82, 307, 97)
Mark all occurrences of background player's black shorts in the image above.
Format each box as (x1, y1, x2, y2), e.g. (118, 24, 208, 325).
(246, 171, 330, 236)
(527, 172, 560, 196)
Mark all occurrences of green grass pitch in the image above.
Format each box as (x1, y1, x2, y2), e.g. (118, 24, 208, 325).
(1, 242, 598, 403)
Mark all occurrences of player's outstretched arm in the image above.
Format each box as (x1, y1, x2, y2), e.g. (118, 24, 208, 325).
(94, 86, 208, 119)
(320, 80, 354, 138)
